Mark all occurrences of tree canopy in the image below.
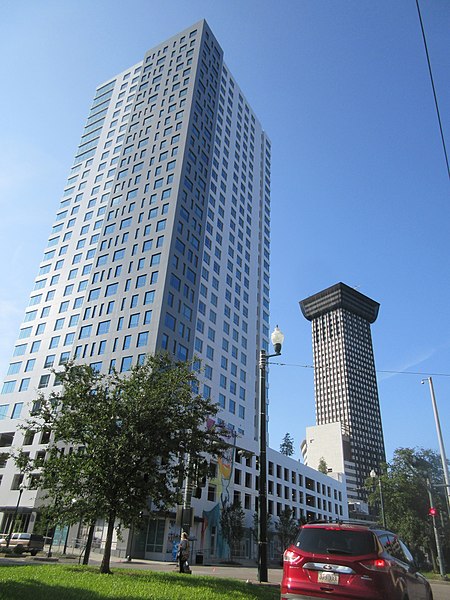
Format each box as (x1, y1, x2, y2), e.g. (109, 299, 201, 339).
(318, 457, 328, 475)
(17, 354, 228, 573)
(220, 501, 245, 559)
(366, 447, 449, 570)
(279, 433, 294, 456)
(276, 507, 299, 551)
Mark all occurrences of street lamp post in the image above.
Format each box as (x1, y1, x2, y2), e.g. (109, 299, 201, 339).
(421, 377, 450, 519)
(258, 325, 284, 584)
(6, 484, 24, 548)
(370, 470, 386, 529)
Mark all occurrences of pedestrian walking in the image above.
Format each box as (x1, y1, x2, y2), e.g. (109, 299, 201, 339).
(177, 532, 191, 573)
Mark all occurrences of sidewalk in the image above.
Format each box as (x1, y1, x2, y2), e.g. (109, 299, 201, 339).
(81, 552, 283, 585)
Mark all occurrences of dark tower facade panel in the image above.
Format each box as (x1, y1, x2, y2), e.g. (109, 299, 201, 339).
(300, 282, 386, 499)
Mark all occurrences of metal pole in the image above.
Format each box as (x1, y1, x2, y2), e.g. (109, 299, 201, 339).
(427, 477, 446, 579)
(425, 377, 450, 518)
(6, 486, 23, 548)
(182, 453, 192, 535)
(258, 349, 268, 583)
(126, 520, 135, 562)
(378, 478, 387, 529)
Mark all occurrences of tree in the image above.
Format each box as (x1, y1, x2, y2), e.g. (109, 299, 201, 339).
(252, 510, 273, 541)
(366, 447, 449, 571)
(276, 507, 299, 551)
(17, 354, 228, 573)
(220, 501, 245, 559)
(318, 457, 328, 474)
(280, 433, 294, 456)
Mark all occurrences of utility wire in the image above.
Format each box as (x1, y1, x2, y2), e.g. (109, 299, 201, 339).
(416, 0, 450, 181)
(271, 361, 450, 378)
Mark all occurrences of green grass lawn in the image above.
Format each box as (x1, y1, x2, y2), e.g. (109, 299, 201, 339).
(0, 564, 280, 600)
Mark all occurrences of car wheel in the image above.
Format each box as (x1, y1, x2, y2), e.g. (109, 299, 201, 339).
(426, 589, 433, 600)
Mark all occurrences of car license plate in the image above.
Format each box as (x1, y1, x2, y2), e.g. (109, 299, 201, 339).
(318, 571, 339, 584)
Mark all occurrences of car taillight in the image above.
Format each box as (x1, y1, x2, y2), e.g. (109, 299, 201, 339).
(360, 558, 391, 571)
(284, 549, 302, 564)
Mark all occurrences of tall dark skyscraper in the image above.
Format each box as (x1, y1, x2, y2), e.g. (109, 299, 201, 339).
(300, 282, 386, 501)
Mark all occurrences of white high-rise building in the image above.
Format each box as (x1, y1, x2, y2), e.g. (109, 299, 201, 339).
(0, 21, 346, 560)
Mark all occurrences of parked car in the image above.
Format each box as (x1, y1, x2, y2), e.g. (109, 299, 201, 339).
(281, 522, 433, 600)
(0, 532, 45, 555)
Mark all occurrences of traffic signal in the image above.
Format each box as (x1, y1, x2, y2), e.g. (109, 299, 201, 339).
(428, 507, 437, 517)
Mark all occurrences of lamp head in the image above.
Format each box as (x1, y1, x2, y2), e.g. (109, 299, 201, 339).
(270, 325, 284, 355)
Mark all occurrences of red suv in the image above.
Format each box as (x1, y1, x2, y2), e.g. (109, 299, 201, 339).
(281, 523, 432, 600)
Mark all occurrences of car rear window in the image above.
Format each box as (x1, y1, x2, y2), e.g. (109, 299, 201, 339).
(295, 528, 377, 556)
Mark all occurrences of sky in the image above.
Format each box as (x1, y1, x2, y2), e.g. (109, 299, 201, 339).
(0, 0, 449, 465)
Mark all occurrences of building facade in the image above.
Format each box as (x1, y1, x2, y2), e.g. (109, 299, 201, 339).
(300, 282, 386, 504)
(0, 21, 346, 559)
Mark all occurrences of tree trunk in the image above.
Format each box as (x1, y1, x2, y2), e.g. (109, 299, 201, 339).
(100, 511, 116, 574)
(82, 521, 96, 565)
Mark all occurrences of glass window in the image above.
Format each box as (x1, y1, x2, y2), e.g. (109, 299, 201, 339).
(136, 275, 146, 288)
(129, 314, 139, 327)
(79, 325, 92, 339)
(11, 403, 23, 419)
(59, 301, 70, 312)
(19, 377, 30, 392)
(296, 529, 376, 556)
(25, 359, 35, 372)
(24, 310, 37, 322)
(13, 345, 27, 356)
(64, 333, 75, 345)
(120, 356, 133, 372)
(38, 374, 50, 389)
(44, 355, 55, 368)
(69, 314, 79, 327)
(36, 323, 46, 335)
(97, 321, 110, 335)
(1, 381, 15, 394)
(137, 331, 149, 347)
(146, 519, 165, 552)
(7, 363, 21, 376)
(59, 352, 70, 365)
(105, 283, 118, 296)
(54, 318, 65, 330)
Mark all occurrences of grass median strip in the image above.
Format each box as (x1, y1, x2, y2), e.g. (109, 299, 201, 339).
(0, 564, 279, 600)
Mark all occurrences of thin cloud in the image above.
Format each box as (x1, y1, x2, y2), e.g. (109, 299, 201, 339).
(378, 347, 440, 381)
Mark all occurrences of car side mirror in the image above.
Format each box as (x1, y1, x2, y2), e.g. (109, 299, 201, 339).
(408, 561, 418, 574)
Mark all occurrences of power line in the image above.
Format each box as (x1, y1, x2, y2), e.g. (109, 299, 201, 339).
(271, 361, 450, 378)
(416, 0, 450, 181)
